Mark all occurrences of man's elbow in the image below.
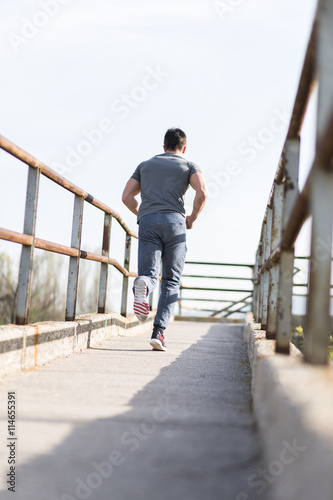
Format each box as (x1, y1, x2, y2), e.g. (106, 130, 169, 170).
(122, 192, 129, 206)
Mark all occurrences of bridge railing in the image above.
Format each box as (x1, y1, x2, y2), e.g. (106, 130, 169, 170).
(253, 0, 333, 364)
(178, 261, 254, 320)
(0, 135, 139, 325)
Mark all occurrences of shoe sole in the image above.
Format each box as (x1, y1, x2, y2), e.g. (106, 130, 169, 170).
(150, 339, 167, 351)
(133, 279, 149, 322)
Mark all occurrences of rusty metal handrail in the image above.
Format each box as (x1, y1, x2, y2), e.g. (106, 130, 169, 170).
(253, 0, 333, 365)
(181, 286, 253, 293)
(0, 135, 138, 239)
(0, 136, 139, 325)
(178, 261, 254, 319)
(0, 228, 136, 278)
(185, 261, 253, 268)
(182, 274, 253, 281)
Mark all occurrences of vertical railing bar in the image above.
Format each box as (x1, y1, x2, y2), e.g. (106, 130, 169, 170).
(149, 288, 154, 311)
(267, 182, 284, 338)
(98, 213, 112, 314)
(304, 167, 333, 364)
(256, 243, 262, 322)
(259, 230, 266, 324)
(121, 233, 132, 317)
(276, 138, 300, 353)
(304, 0, 333, 364)
(178, 285, 182, 316)
(159, 264, 162, 298)
(252, 252, 258, 318)
(15, 166, 40, 325)
(65, 194, 84, 321)
(262, 210, 273, 331)
(256, 248, 261, 321)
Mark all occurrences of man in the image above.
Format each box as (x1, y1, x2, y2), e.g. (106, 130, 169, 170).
(122, 128, 207, 351)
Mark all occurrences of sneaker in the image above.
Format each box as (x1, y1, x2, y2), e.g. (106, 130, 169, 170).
(150, 326, 167, 352)
(133, 278, 150, 322)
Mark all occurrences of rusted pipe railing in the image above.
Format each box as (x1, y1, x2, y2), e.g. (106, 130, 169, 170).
(0, 136, 137, 239)
(253, 0, 333, 365)
(0, 136, 139, 324)
(178, 262, 254, 319)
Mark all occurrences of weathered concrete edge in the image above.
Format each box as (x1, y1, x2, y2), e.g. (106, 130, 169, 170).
(174, 315, 244, 324)
(244, 312, 333, 500)
(0, 312, 154, 378)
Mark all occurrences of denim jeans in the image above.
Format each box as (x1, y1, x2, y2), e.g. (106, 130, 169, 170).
(134, 212, 187, 329)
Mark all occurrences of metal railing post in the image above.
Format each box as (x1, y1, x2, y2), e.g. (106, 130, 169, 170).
(98, 213, 112, 313)
(256, 243, 262, 322)
(259, 232, 266, 324)
(66, 195, 84, 321)
(149, 289, 154, 311)
(261, 209, 273, 331)
(15, 166, 40, 325)
(121, 233, 131, 317)
(178, 286, 183, 316)
(267, 183, 284, 338)
(252, 252, 259, 318)
(276, 139, 300, 353)
(159, 265, 162, 296)
(303, 0, 333, 364)
(304, 167, 333, 364)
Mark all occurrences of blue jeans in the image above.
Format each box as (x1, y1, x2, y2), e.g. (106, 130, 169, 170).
(134, 212, 187, 330)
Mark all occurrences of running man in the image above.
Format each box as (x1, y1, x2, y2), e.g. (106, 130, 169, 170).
(122, 128, 207, 351)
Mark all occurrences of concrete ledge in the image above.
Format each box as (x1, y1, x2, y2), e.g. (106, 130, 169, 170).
(0, 312, 154, 378)
(244, 313, 333, 500)
(174, 315, 244, 324)
(243, 318, 302, 381)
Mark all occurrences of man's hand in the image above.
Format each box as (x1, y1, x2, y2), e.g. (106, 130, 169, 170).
(186, 216, 195, 230)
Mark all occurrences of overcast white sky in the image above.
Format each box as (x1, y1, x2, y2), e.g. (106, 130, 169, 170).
(0, 0, 318, 294)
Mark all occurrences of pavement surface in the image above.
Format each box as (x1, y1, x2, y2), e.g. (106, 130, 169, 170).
(0, 321, 264, 500)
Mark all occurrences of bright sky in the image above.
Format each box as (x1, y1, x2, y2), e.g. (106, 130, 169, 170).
(0, 0, 318, 298)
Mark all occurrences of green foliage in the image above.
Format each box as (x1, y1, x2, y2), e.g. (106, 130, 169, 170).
(29, 252, 66, 323)
(291, 325, 306, 353)
(292, 324, 333, 362)
(0, 250, 103, 325)
(0, 251, 66, 325)
(329, 337, 333, 362)
(76, 259, 100, 316)
(0, 253, 17, 325)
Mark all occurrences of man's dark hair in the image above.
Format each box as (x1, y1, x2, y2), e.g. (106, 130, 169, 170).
(164, 128, 187, 152)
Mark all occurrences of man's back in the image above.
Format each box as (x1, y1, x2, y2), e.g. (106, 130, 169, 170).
(131, 153, 201, 222)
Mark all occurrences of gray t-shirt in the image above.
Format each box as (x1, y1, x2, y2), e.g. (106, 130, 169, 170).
(131, 153, 201, 222)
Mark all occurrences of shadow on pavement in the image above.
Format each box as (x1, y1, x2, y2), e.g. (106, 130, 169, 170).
(1, 324, 266, 500)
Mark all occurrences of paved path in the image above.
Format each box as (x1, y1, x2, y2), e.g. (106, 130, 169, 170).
(0, 322, 263, 500)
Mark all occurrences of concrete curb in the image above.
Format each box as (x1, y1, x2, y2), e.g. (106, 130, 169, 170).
(0, 312, 154, 378)
(244, 313, 333, 500)
(173, 315, 244, 324)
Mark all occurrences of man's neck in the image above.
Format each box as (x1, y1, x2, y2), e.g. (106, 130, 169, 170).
(165, 150, 182, 155)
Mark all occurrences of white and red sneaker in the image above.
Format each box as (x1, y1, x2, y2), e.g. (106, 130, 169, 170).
(150, 326, 167, 351)
(133, 278, 150, 322)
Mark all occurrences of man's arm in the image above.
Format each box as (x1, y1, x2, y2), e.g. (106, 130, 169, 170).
(186, 172, 208, 229)
(122, 178, 141, 216)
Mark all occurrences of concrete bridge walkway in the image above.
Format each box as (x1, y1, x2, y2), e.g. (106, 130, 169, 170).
(0, 322, 264, 500)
